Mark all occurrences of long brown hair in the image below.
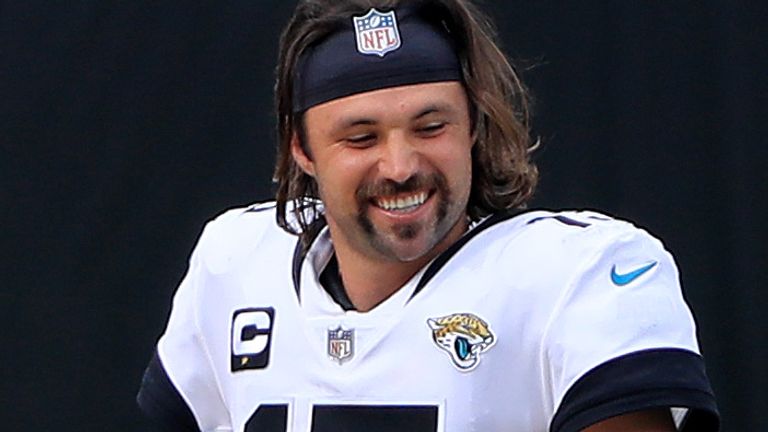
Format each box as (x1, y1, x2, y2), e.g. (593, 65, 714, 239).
(273, 0, 538, 241)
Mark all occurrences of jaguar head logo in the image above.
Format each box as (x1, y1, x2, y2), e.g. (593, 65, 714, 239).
(427, 313, 496, 371)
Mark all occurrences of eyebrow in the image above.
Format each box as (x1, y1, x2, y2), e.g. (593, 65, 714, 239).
(335, 117, 376, 130)
(413, 103, 456, 120)
(332, 103, 457, 131)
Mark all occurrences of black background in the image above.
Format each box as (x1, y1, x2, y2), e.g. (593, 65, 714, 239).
(2, 1, 766, 430)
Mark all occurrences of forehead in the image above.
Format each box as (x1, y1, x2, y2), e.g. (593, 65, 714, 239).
(304, 81, 467, 126)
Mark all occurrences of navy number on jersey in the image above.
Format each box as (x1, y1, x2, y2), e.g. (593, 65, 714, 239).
(246, 403, 439, 431)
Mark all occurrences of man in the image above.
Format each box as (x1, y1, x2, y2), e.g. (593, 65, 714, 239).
(137, 1, 719, 431)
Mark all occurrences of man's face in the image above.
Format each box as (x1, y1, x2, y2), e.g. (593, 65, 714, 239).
(293, 81, 473, 263)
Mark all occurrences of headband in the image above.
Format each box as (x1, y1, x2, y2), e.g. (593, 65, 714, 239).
(292, 7, 462, 113)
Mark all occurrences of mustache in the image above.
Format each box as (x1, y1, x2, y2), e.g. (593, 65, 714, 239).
(356, 173, 443, 200)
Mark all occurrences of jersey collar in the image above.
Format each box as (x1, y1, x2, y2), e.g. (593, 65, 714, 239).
(291, 208, 524, 308)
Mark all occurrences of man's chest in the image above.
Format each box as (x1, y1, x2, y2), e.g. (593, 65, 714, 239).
(195, 265, 555, 432)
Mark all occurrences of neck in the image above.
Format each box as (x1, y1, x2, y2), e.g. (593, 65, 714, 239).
(327, 219, 467, 312)
(334, 252, 426, 312)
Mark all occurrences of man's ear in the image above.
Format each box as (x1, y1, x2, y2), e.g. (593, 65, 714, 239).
(290, 133, 315, 177)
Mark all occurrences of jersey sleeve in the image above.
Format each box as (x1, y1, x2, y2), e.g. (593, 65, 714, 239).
(542, 223, 719, 431)
(137, 224, 232, 432)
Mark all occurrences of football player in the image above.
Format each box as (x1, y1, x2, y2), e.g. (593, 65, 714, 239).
(137, 1, 720, 431)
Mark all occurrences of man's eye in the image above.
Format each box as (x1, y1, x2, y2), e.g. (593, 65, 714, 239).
(418, 122, 446, 135)
(346, 134, 375, 146)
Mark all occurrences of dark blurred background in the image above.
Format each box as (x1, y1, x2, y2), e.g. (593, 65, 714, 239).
(2, 1, 765, 430)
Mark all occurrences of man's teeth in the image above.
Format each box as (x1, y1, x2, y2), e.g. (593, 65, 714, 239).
(377, 192, 428, 211)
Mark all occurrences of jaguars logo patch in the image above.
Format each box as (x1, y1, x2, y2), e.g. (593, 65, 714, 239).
(427, 313, 496, 371)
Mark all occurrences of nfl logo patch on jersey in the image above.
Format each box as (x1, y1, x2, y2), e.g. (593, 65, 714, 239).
(353, 8, 401, 57)
(327, 326, 355, 364)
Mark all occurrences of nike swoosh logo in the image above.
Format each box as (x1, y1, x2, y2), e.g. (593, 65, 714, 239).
(611, 261, 658, 286)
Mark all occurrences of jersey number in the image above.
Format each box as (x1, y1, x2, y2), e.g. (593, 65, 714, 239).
(246, 403, 438, 432)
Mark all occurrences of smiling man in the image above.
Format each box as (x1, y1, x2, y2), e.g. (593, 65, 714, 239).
(137, 1, 720, 431)
(293, 82, 473, 310)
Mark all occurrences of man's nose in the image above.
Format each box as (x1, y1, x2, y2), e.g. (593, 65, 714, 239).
(378, 133, 419, 184)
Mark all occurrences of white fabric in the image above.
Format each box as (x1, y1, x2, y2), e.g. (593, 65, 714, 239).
(156, 203, 701, 431)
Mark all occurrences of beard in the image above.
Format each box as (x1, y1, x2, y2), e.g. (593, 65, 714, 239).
(354, 172, 458, 262)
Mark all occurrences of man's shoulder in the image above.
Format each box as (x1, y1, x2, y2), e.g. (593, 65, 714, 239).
(203, 201, 282, 239)
(193, 201, 296, 273)
(489, 208, 656, 247)
(474, 208, 669, 273)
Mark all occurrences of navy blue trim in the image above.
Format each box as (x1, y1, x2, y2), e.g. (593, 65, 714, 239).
(244, 203, 276, 213)
(550, 348, 719, 432)
(409, 208, 523, 300)
(137, 350, 199, 432)
(319, 254, 356, 311)
(291, 217, 328, 302)
(291, 234, 305, 300)
(292, 209, 523, 308)
(527, 215, 591, 228)
(587, 215, 611, 221)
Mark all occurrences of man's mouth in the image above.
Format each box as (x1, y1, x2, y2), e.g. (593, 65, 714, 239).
(373, 191, 429, 213)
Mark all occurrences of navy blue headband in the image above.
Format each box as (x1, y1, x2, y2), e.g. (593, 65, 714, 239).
(292, 7, 462, 113)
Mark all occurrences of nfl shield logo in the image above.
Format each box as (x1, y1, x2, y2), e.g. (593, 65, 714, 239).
(353, 8, 401, 57)
(327, 326, 355, 364)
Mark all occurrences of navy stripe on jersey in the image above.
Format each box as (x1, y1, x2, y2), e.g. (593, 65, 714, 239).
(320, 254, 356, 311)
(292, 217, 328, 301)
(244, 202, 277, 213)
(291, 231, 306, 300)
(550, 348, 720, 432)
(527, 215, 591, 228)
(137, 350, 199, 432)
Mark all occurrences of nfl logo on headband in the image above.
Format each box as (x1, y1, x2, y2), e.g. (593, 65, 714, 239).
(353, 8, 401, 57)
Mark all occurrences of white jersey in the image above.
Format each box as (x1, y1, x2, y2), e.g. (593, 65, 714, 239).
(137, 202, 719, 432)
